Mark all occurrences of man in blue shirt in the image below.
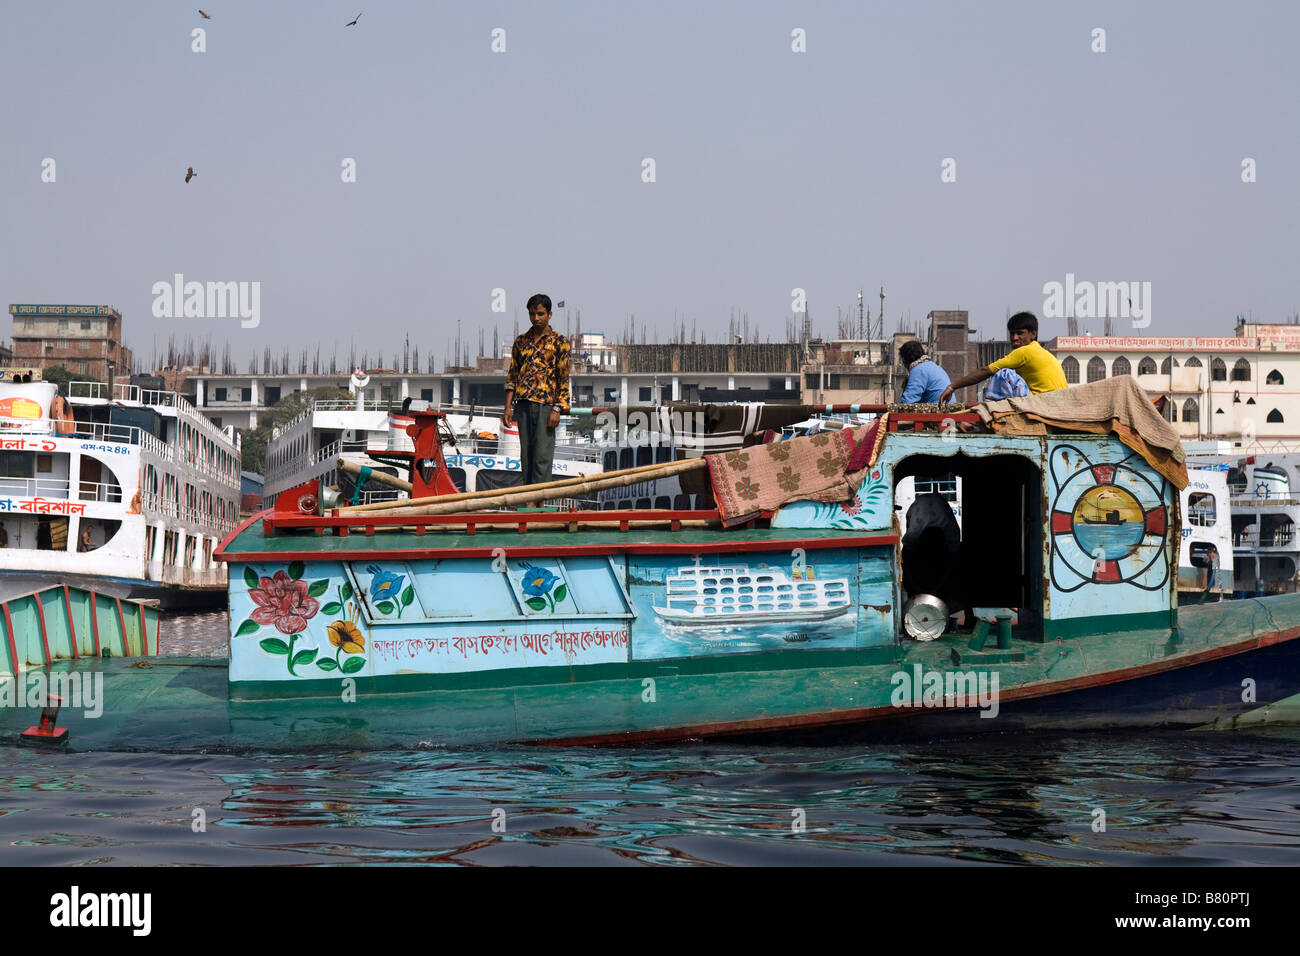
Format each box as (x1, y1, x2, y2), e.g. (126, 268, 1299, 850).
(898, 340, 952, 403)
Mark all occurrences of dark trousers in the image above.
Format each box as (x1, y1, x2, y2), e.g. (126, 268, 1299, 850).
(514, 400, 556, 486)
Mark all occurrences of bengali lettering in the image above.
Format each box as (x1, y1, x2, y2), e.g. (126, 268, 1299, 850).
(373, 628, 629, 662)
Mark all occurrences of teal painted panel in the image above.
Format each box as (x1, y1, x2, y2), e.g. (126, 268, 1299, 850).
(559, 556, 631, 616)
(403, 559, 508, 619)
(14, 596, 45, 666)
(41, 589, 73, 660)
(228, 559, 630, 685)
(773, 461, 894, 530)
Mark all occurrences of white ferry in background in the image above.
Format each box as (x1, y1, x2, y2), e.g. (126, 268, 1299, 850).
(653, 560, 853, 626)
(1177, 464, 1235, 603)
(0, 369, 239, 606)
(1212, 453, 1299, 597)
(262, 371, 604, 509)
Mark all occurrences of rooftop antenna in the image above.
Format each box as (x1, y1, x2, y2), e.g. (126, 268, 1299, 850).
(858, 291, 865, 339)
(878, 286, 886, 340)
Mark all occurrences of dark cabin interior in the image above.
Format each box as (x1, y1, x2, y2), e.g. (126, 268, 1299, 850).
(894, 453, 1045, 642)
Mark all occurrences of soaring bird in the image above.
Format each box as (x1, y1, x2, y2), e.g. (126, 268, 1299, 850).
(185, 167, 196, 183)
(199, 9, 211, 18)
(346, 12, 361, 26)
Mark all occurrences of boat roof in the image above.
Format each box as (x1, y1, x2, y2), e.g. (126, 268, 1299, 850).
(216, 517, 893, 562)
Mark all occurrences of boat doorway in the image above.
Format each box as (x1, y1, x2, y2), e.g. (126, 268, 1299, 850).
(893, 453, 1045, 642)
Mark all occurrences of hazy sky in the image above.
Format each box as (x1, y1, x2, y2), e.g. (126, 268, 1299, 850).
(3, 1, 1297, 370)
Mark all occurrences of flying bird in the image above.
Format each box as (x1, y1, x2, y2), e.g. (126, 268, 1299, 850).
(185, 167, 196, 183)
(346, 12, 361, 26)
(199, 9, 211, 18)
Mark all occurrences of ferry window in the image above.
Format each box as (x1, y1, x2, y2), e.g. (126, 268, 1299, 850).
(1086, 357, 1106, 382)
(1138, 356, 1157, 375)
(1187, 493, 1216, 526)
(673, 494, 690, 510)
(1267, 409, 1284, 423)
(1112, 356, 1131, 377)
(1232, 359, 1251, 382)
(635, 498, 652, 510)
(654, 496, 671, 509)
(1061, 357, 1079, 383)
(1267, 369, 1284, 385)
(655, 446, 673, 464)
(635, 446, 652, 467)
(1, 452, 33, 478)
(1181, 399, 1198, 422)
(619, 448, 633, 470)
(639, 387, 652, 401)
(603, 451, 617, 471)
(36, 455, 52, 473)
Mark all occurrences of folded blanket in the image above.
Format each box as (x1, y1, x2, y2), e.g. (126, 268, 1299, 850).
(707, 416, 888, 523)
(973, 377, 1188, 489)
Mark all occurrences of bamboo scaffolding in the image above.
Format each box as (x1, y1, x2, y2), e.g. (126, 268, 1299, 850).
(337, 456, 709, 516)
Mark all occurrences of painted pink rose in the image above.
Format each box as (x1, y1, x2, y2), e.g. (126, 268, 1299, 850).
(249, 570, 320, 635)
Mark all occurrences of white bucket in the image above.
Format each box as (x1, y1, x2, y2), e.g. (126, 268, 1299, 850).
(387, 413, 415, 452)
(498, 421, 521, 458)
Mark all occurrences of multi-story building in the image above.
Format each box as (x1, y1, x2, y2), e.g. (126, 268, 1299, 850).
(8, 304, 134, 382)
(1050, 321, 1300, 453)
(190, 336, 801, 429)
(801, 338, 895, 406)
(0, 340, 11, 366)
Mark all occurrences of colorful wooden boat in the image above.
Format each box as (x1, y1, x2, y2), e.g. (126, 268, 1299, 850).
(4, 404, 1299, 751)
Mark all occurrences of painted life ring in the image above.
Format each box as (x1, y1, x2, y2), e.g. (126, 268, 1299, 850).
(1048, 444, 1170, 593)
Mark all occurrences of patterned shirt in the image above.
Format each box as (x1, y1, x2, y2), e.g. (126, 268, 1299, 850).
(506, 326, 571, 409)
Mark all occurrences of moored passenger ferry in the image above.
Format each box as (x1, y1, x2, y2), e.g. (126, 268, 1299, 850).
(0, 370, 239, 606)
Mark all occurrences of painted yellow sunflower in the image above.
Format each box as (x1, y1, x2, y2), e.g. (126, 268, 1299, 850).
(327, 620, 365, 654)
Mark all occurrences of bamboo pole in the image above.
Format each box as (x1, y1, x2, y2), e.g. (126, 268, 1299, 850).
(336, 458, 413, 492)
(404, 518, 719, 532)
(338, 455, 708, 515)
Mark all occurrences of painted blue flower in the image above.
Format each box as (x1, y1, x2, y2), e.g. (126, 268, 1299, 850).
(365, 564, 406, 603)
(521, 565, 559, 597)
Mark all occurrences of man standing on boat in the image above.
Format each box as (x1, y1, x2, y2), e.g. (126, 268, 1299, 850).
(940, 311, 1067, 404)
(898, 340, 951, 403)
(503, 293, 571, 486)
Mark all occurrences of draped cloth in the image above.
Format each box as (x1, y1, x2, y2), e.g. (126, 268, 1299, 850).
(707, 416, 889, 524)
(973, 377, 1188, 489)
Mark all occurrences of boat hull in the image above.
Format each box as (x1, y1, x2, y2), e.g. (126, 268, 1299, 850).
(4, 594, 1297, 751)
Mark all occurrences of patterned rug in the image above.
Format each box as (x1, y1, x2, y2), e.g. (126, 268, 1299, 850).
(707, 417, 888, 524)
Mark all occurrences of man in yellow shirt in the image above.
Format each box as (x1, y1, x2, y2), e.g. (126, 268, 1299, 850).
(940, 311, 1067, 404)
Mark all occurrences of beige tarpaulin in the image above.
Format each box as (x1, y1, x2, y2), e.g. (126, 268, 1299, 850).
(973, 376, 1188, 490)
